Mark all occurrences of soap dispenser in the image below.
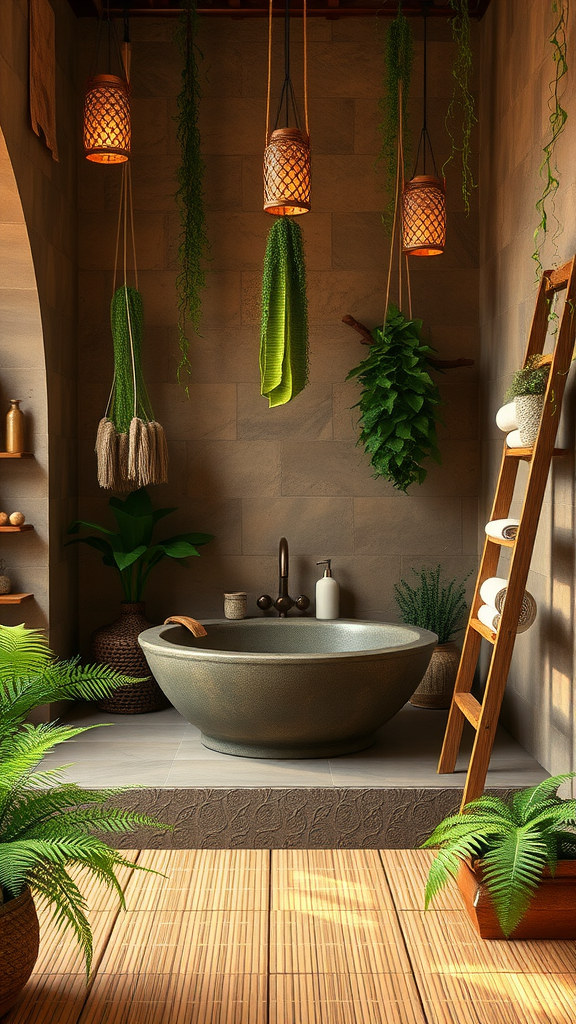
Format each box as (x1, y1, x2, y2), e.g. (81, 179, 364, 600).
(315, 560, 339, 620)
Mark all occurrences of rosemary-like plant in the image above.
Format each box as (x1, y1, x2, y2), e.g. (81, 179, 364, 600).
(504, 354, 550, 401)
(260, 217, 309, 408)
(532, 0, 568, 278)
(108, 285, 153, 433)
(394, 565, 468, 644)
(377, 1, 413, 231)
(423, 773, 576, 936)
(175, 0, 209, 390)
(0, 624, 170, 975)
(442, 0, 477, 214)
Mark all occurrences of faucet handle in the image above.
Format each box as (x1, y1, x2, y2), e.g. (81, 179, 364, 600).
(257, 594, 272, 610)
(295, 595, 310, 611)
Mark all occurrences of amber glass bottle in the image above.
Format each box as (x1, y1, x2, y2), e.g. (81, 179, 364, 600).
(6, 400, 25, 453)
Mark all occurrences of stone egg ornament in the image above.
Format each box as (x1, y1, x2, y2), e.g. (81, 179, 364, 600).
(9, 511, 25, 527)
(0, 512, 8, 526)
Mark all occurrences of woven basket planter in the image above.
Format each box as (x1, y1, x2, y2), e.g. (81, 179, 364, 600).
(0, 887, 40, 1017)
(516, 393, 545, 446)
(457, 859, 576, 939)
(92, 602, 170, 714)
(409, 642, 460, 709)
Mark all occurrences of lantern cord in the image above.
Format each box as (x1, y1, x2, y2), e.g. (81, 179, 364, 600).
(89, 6, 128, 82)
(265, 0, 273, 143)
(412, 1, 438, 178)
(384, 78, 412, 323)
(383, 81, 403, 326)
(303, 0, 308, 137)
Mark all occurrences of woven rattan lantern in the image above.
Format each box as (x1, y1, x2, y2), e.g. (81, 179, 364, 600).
(402, 175, 446, 256)
(84, 73, 130, 164)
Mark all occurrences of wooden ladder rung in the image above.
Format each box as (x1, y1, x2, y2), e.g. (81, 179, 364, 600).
(454, 693, 482, 728)
(486, 535, 515, 548)
(505, 447, 568, 460)
(470, 617, 497, 644)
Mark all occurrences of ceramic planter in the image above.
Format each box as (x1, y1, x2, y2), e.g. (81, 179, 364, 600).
(457, 858, 576, 939)
(516, 393, 545, 446)
(409, 642, 460, 709)
(0, 887, 39, 1016)
(92, 602, 170, 714)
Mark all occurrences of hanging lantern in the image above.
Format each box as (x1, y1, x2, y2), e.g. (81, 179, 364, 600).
(83, 74, 131, 164)
(264, 128, 311, 216)
(401, 3, 446, 256)
(263, 0, 310, 216)
(402, 175, 446, 256)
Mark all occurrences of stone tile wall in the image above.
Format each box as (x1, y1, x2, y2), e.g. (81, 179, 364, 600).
(479, 0, 576, 782)
(77, 16, 479, 650)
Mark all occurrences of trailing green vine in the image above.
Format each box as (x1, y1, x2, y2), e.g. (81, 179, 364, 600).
(377, 1, 413, 231)
(442, 0, 477, 214)
(532, 0, 568, 279)
(175, 0, 209, 391)
(260, 217, 309, 408)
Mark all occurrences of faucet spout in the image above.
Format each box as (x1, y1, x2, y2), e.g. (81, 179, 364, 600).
(279, 536, 289, 579)
(256, 537, 311, 617)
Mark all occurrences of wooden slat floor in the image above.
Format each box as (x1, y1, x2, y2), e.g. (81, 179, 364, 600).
(4, 849, 576, 1024)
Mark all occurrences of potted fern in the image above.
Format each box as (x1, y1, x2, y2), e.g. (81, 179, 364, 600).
(0, 624, 169, 1015)
(394, 565, 468, 708)
(504, 354, 550, 446)
(423, 774, 576, 939)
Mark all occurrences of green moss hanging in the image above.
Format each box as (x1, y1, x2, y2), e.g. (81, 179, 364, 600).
(377, 2, 413, 231)
(260, 217, 309, 408)
(175, 0, 209, 389)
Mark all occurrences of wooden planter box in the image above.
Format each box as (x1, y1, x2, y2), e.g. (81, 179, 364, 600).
(457, 859, 576, 939)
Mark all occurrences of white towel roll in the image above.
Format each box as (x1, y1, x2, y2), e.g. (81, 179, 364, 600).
(479, 576, 537, 628)
(496, 401, 518, 432)
(506, 429, 523, 448)
(485, 519, 520, 541)
(478, 604, 535, 635)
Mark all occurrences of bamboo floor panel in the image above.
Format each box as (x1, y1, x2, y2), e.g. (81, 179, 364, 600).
(79, 973, 267, 1024)
(270, 910, 411, 975)
(269, 973, 426, 1024)
(124, 849, 269, 912)
(417, 972, 576, 1024)
(272, 849, 394, 912)
(380, 849, 462, 912)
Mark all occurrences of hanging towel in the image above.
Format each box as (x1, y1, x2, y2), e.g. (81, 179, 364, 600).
(479, 577, 537, 628)
(478, 603, 534, 635)
(29, 0, 59, 161)
(496, 401, 518, 432)
(485, 518, 520, 542)
(506, 429, 523, 448)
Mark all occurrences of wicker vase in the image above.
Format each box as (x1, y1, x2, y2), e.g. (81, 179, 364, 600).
(0, 887, 39, 1017)
(92, 602, 170, 714)
(409, 642, 460, 709)
(516, 393, 545, 446)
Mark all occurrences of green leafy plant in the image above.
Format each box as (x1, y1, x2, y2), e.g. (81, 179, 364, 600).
(67, 487, 213, 603)
(533, 0, 568, 278)
(504, 354, 550, 401)
(260, 217, 309, 408)
(346, 304, 441, 491)
(423, 773, 576, 936)
(0, 623, 170, 974)
(377, 1, 413, 230)
(175, 0, 210, 390)
(394, 565, 469, 644)
(442, 0, 477, 214)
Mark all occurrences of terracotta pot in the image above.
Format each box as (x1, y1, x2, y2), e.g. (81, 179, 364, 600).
(91, 602, 170, 714)
(516, 393, 545, 446)
(457, 859, 576, 939)
(409, 642, 460, 709)
(0, 886, 39, 1016)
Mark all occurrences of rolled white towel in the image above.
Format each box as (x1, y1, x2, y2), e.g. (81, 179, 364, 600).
(478, 604, 534, 635)
(485, 518, 520, 541)
(479, 576, 537, 628)
(506, 429, 523, 448)
(496, 401, 518, 432)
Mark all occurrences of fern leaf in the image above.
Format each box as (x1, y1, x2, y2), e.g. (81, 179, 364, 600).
(481, 826, 548, 936)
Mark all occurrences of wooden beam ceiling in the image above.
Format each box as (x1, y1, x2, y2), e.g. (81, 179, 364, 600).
(67, 0, 492, 18)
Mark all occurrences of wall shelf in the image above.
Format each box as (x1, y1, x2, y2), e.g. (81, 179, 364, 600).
(0, 524, 33, 532)
(0, 593, 33, 604)
(0, 452, 34, 459)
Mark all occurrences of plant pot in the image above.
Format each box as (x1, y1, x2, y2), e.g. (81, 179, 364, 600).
(91, 602, 170, 714)
(0, 886, 40, 1016)
(515, 393, 545, 446)
(457, 859, 576, 939)
(409, 642, 460, 709)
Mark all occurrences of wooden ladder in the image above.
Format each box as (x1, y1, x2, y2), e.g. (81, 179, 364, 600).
(438, 257, 576, 810)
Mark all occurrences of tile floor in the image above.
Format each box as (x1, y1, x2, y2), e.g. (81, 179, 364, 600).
(41, 701, 548, 789)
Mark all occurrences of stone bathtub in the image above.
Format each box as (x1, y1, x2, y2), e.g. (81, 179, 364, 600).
(139, 618, 437, 758)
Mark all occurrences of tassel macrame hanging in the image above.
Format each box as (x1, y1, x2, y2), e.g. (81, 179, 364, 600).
(96, 163, 168, 490)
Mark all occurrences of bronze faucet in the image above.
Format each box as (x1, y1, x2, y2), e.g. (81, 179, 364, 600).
(257, 537, 310, 618)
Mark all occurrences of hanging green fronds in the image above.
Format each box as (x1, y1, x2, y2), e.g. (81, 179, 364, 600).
(442, 0, 477, 214)
(260, 217, 309, 408)
(175, 0, 209, 390)
(346, 304, 441, 492)
(377, 2, 413, 231)
(532, 0, 568, 278)
(109, 286, 152, 433)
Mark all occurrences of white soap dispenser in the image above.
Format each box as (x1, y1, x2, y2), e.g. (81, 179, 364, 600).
(315, 560, 339, 620)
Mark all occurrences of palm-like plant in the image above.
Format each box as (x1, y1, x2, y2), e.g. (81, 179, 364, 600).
(423, 773, 576, 936)
(0, 624, 170, 974)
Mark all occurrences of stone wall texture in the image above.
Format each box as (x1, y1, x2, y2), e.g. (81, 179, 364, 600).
(479, 0, 576, 786)
(76, 15, 479, 653)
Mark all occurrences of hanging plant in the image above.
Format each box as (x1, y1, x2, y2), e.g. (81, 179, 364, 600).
(377, 1, 413, 231)
(442, 0, 477, 215)
(260, 217, 309, 408)
(532, 0, 568, 278)
(346, 304, 441, 492)
(175, 0, 209, 389)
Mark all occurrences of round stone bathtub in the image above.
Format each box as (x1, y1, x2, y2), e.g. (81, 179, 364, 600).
(138, 618, 437, 758)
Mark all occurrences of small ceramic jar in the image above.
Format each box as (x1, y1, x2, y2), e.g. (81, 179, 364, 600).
(223, 592, 247, 620)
